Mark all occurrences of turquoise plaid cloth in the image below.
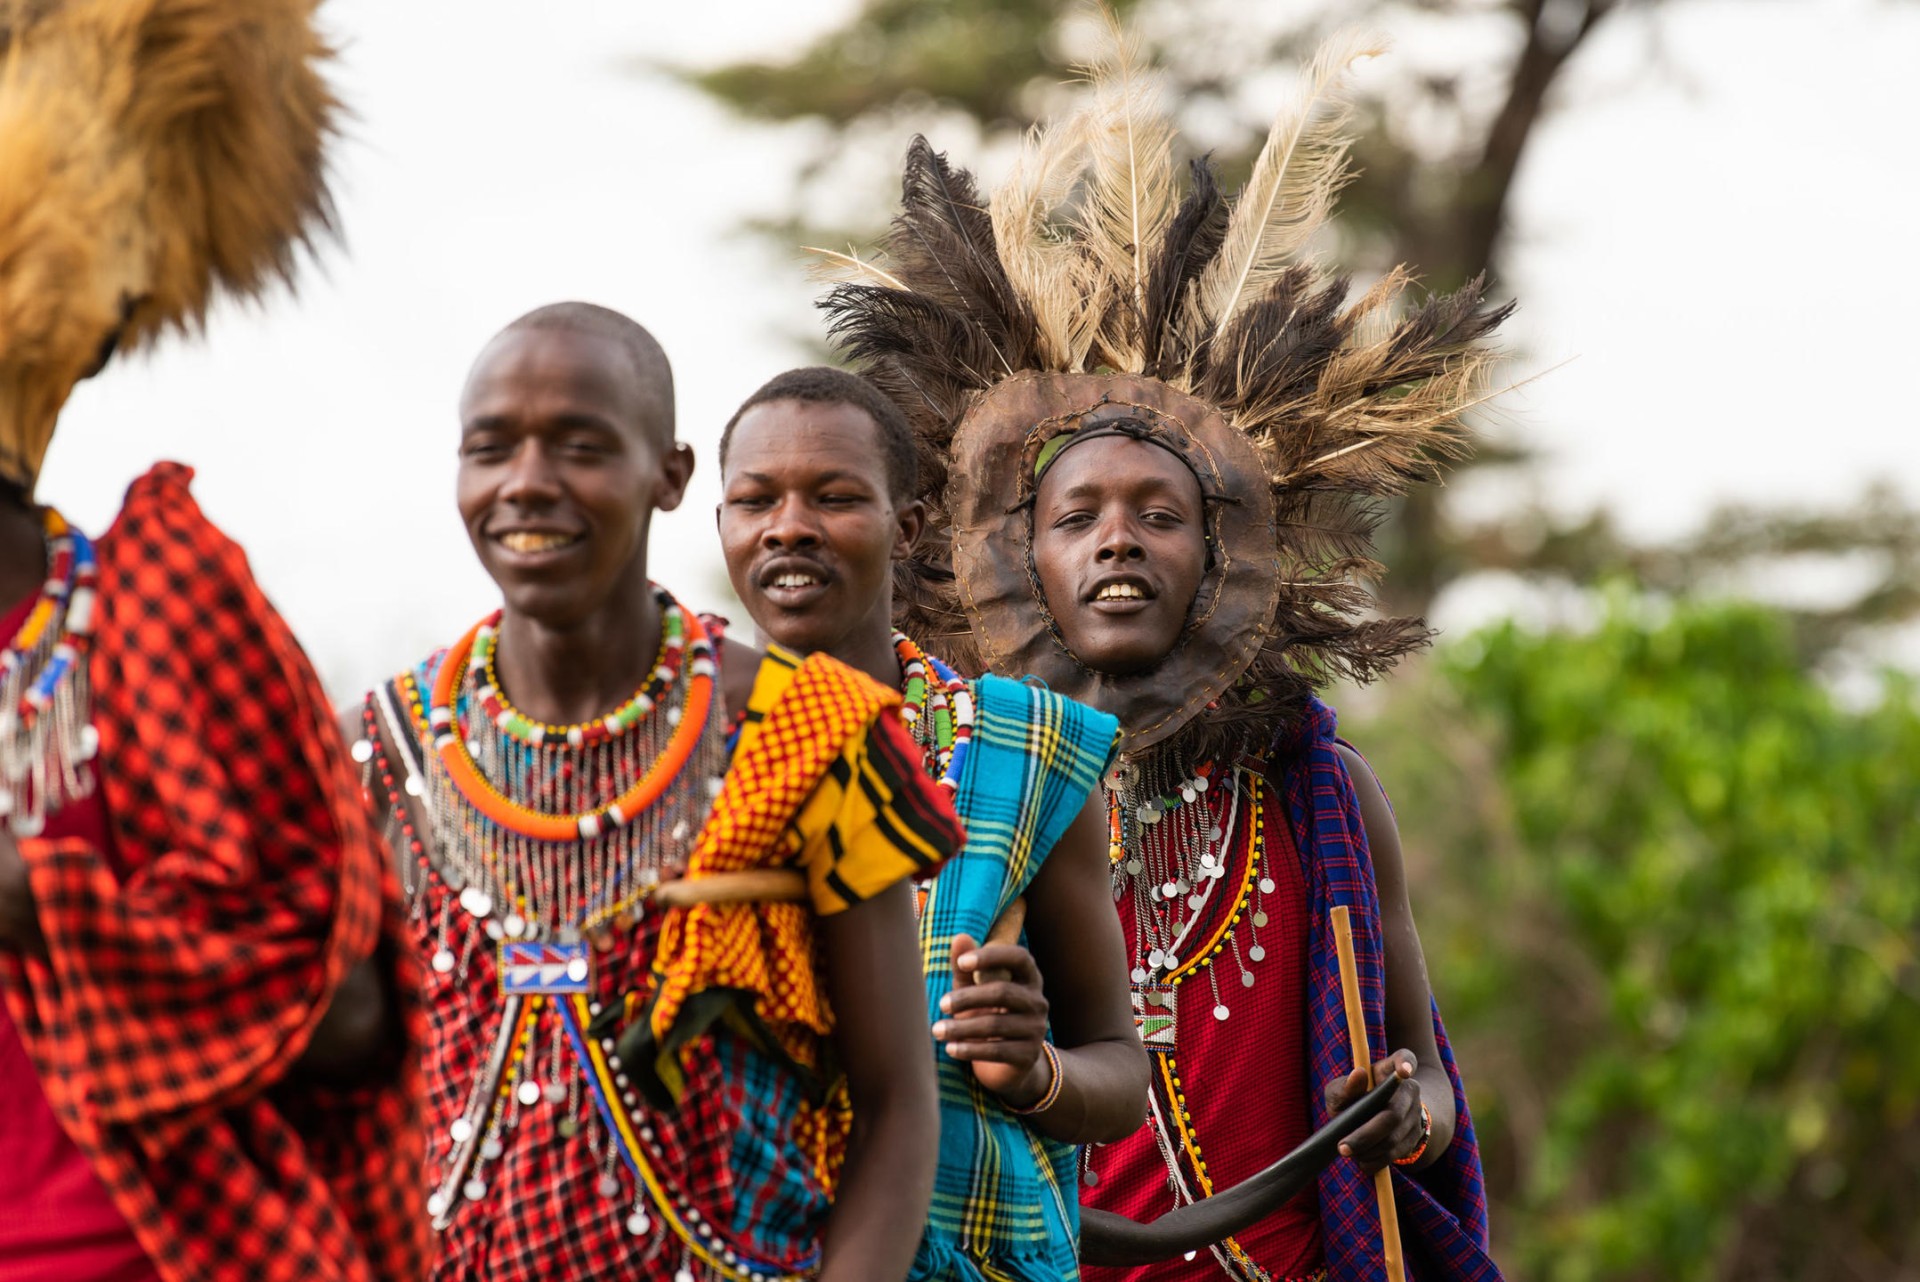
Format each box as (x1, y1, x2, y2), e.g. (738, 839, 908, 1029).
(910, 669, 1120, 1282)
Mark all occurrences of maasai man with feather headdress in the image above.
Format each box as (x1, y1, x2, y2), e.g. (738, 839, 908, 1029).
(345, 303, 960, 1282)
(812, 21, 1509, 1282)
(0, 3, 425, 1280)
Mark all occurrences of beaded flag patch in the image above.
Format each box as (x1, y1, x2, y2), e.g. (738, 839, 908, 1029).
(499, 941, 593, 995)
(1132, 983, 1177, 1052)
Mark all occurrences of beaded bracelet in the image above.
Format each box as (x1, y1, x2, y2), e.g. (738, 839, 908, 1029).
(1009, 1043, 1064, 1116)
(1393, 1101, 1433, 1167)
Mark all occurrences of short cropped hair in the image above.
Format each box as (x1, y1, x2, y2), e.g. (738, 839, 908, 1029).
(719, 366, 918, 501)
(498, 301, 675, 443)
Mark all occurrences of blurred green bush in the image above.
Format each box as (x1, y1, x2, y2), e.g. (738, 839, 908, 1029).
(1358, 594, 1920, 1280)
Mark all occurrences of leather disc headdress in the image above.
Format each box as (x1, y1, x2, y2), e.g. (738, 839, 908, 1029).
(0, 0, 337, 493)
(817, 25, 1510, 757)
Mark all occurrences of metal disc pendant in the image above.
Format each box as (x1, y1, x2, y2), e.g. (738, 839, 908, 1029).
(502, 912, 527, 939)
(459, 886, 493, 918)
(598, 1173, 621, 1198)
(463, 1177, 487, 1201)
(1147, 948, 1166, 968)
(1249, 943, 1267, 962)
(1131, 966, 1148, 984)
(481, 1137, 504, 1161)
(1253, 911, 1270, 928)
(1125, 858, 1144, 876)
(1163, 953, 1179, 970)
(404, 773, 425, 797)
(516, 1080, 542, 1107)
(350, 738, 373, 763)
(1187, 892, 1206, 911)
(543, 1081, 567, 1104)
(558, 1117, 579, 1138)
(1241, 971, 1256, 988)
(626, 1210, 651, 1236)
(1084, 1167, 1100, 1187)
(1213, 1003, 1230, 1021)
(431, 949, 456, 974)
(426, 1192, 448, 1219)
(449, 1117, 475, 1144)
(1259, 876, 1276, 894)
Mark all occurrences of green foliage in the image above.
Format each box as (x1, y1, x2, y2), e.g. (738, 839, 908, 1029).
(692, 0, 1145, 128)
(1361, 595, 1920, 1279)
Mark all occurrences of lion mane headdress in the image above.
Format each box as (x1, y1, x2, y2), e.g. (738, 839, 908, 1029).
(0, 0, 337, 492)
(817, 26, 1510, 756)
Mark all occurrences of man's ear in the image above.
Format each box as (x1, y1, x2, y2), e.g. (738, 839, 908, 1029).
(893, 498, 927, 561)
(652, 442, 697, 513)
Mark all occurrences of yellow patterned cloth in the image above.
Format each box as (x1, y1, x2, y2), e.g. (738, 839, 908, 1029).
(633, 645, 960, 1112)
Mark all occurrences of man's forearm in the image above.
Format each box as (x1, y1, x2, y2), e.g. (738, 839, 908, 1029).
(1410, 1063, 1456, 1170)
(1021, 1037, 1149, 1145)
(819, 1093, 934, 1281)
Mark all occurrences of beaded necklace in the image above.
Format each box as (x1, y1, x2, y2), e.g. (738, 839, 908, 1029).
(1106, 757, 1281, 1019)
(1098, 763, 1294, 1281)
(366, 587, 732, 1250)
(892, 630, 973, 789)
(421, 587, 728, 960)
(0, 508, 100, 836)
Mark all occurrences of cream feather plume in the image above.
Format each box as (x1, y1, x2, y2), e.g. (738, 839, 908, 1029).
(1194, 27, 1385, 345)
(989, 113, 1099, 370)
(1073, 13, 1176, 373)
(802, 245, 909, 292)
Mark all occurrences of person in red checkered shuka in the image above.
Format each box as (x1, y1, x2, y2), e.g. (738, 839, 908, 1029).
(0, 3, 427, 1281)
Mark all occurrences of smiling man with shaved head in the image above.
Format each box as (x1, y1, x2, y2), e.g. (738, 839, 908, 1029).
(345, 305, 957, 1281)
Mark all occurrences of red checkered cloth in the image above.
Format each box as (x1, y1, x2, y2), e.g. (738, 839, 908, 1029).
(0, 464, 428, 1282)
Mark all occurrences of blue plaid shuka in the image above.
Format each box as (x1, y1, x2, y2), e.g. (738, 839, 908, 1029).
(911, 668, 1121, 1282)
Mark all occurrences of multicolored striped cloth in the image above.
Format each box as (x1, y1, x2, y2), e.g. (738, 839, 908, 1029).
(1280, 697, 1503, 1282)
(912, 665, 1121, 1282)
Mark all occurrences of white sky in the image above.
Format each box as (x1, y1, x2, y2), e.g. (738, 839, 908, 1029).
(35, 0, 1920, 698)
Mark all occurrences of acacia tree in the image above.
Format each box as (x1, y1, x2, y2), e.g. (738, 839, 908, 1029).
(685, 0, 1918, 646)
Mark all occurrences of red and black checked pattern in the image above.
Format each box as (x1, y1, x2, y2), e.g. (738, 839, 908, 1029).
(0, 464, 427, 1281)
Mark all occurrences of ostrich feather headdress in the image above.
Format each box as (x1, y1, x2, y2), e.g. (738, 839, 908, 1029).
(0, 0, 337, 490)
(817, 23, 1511, 755)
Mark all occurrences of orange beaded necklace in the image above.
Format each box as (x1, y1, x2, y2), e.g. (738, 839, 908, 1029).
(428, 606, 715, 843)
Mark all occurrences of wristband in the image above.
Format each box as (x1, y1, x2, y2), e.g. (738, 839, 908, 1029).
(1009, 1042, 1064, 1115)
(1393, 1101, 1432, 1167)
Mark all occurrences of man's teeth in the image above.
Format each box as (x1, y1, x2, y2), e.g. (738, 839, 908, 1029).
(1096, 582, 1147, 601)
(499, 531, 577, 553)
(772, 573, 822, 589)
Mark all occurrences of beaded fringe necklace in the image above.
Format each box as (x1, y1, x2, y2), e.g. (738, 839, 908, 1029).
(0, 508, 100, 836)
(1099, 759, 1294, 1282)
(380, 588, 733, 1253)
(422, 590, 727, 963)
(1106, 757, 1284, 1022)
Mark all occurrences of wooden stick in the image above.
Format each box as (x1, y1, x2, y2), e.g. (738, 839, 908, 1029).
(1331, 905, 1406, 1282)
(651, 868, 807, 908)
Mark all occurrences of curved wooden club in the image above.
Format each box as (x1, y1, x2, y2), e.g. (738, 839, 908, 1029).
(1079, 1072, 1401, 1265)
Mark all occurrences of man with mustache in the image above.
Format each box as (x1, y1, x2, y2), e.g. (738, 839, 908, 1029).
(808, 26, 1509, 1282)
(0, 2, 423, 1279)
(716, 364, 1149, 1281)
(347, 305, 957, 1281)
